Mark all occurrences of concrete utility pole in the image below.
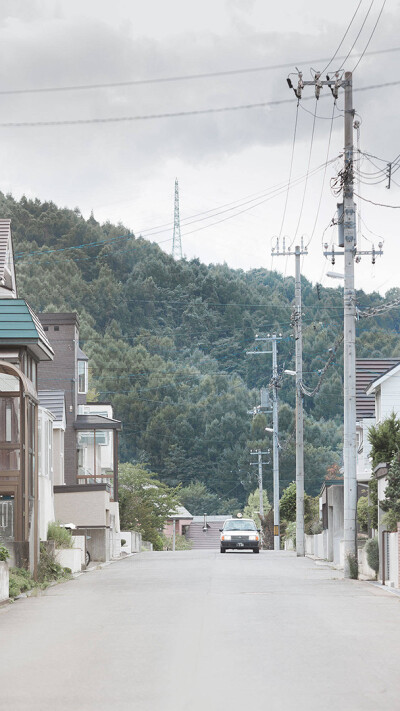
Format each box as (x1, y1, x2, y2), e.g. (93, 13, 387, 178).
(287, 69, 383, 576)
(250, 450, 269, 517)
(294, 246, 305, 557)
(271, 335, 280, 551)
(247, 335, 282, 550)
(272, 240, 307, 556)
(342, 72, 358, 576)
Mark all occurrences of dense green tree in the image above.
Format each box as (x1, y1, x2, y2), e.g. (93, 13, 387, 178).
(368, 413, 400, 467)
(118, 463, 180, 550)
(6, 190, 388, 504)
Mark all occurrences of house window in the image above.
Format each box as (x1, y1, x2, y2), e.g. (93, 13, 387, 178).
(77, 429, 114, 498)
(78, 360, 88, 394)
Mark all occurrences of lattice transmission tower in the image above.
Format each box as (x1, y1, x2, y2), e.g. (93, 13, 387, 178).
(171, 178, 183, 260)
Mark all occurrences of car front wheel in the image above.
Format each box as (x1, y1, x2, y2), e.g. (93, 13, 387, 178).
(253, 548, 260, 554)
(220, 547, 226, 553)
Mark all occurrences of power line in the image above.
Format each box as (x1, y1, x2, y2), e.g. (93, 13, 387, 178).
(352, 0, 387, 73)
(338, 0, 375, 71)
(2, 45, 400, 97)
(322, 0, 363, 74)
(1, 78, 400, 128)
(278, 103, 299, 240)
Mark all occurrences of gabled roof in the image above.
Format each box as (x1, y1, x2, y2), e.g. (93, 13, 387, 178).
(169, 505, 193, 520)
(356, 358, 400, 419)
(366, 361, 400, 396)
(0, 299, 54, 360)
(0, 220, 17, 298)
(38, 390, 66, 428)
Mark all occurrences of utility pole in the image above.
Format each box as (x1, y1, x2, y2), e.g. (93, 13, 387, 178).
(294, 246, 305, 557)
(247, 335, 282, 550)
(271, 335, 280, 551)
(342, 72, 358, 577)
(272, 239, 307, 556)
(287, 69, 383, 576)
(250, 450, 269, 517)
(172, 178, 183, 260)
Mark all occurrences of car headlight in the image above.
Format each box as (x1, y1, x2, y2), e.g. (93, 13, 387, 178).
(249, 535, 259, 541)
(221, 534, 231, 541)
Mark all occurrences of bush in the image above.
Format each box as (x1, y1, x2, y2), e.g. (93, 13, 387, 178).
(120, 539, 127, 547)
(284, 521, 296, 547)
(0, 545, 10, 562)
(47, 521, 73, 548)
(162, 533, 193, 551)
(347, 553, 359, 579)
(37, 544, 72, 584)
(365, 537, 379, 577)
(9, 567, 35, 598)
(357, 495, 369, 533)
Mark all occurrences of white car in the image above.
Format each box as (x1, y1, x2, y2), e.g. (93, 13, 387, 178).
(219, 518, 261, 553)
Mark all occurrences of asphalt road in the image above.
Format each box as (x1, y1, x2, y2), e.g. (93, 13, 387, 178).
(1, 550, 400, 711)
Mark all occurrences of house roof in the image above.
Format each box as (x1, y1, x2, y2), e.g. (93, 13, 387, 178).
(0, 219, 17, 297)
(74, 413, 122, 431)
(169, 505, 193, 520)
(38, 390, 66, 428)
(366, 361, 400, 396)
(356, 358, 400, 419)
(0, 299, 54, 361)
(77, 346, 88, 361)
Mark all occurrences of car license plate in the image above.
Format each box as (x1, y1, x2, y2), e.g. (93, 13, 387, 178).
(237, 542, 244, 547)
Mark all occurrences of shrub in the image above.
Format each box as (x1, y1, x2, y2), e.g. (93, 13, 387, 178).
(284, 521, 296, 547)
(47, 521, 73, 548)
(162, 533, 193, 551)
(365, 537, 379, 577)
(347, 553, 358, 579)
(9, 567, 35, 598)
(120, 539, 127, 547)
(0, 545, 10, 562)
(37, 544, 72, 584)
(357, 495, 369, 533)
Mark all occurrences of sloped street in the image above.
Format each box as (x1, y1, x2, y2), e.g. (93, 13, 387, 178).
(1, 551, 400, 711)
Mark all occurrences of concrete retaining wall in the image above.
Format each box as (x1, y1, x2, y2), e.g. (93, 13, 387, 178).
(120, 532, 132, 554)
(358, 544, 377, 579)
(55, 548, 82, 573)
(0, 562, 9, 602)
(72, 536, 86, 567)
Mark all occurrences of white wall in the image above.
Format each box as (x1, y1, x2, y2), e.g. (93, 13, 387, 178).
(356, 418, 375, 482)
(38, 407, 55, 541)
(0, 562, 9, 602)
(380, 377, 400, 422)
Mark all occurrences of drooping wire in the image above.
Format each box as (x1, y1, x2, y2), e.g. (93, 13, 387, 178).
(338, 0, 375, 71)
(352, 0, 387, 73)
(305, 101, 337, 249)
(290, 99, 318, 247)
(278, 102, 300, 240)
(321, 0, 363, 74)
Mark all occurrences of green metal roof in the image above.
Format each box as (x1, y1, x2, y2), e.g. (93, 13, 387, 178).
(0, 299, 54, 360)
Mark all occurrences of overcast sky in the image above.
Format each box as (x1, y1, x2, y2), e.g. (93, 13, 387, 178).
(0, 0, 399, 295)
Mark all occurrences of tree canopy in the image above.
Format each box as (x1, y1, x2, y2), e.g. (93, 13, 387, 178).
(6, 191, 398, 509)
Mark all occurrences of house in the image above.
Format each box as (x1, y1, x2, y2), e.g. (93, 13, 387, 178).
(164, 505, 193, 542)
(0, 220, 54, 574)
(37, 390, 66, 541)
(37, 313, 122, 562)
(356, 358, 399, 484)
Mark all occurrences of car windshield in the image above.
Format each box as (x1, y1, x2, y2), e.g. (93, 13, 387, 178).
(223, 520, 257, 531)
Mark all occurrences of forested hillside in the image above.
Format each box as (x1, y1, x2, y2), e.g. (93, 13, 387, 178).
(5, 192, 400, 509)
